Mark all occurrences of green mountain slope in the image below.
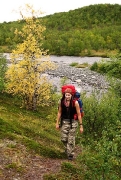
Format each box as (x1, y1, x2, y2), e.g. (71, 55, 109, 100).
(43, 3, 121, 30)
(0, 4, 121, 56)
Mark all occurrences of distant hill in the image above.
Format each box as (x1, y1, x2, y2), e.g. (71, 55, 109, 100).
(43, 3, 121, 30)
(0, 4, 121, 57)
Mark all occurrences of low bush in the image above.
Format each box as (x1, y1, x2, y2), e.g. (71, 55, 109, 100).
(90, 54, 121, 79)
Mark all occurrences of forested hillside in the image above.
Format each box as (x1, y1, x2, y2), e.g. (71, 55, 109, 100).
(0, 3, 121, 57)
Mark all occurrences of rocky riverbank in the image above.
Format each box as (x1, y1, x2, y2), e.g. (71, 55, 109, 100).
(47, 62, 109, 95)
(4, 53, 109, 95)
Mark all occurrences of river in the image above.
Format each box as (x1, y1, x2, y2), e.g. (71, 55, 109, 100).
(49, 55, 108, 65)
(4, 53, 108, 65)
(4, 53, 109, 94)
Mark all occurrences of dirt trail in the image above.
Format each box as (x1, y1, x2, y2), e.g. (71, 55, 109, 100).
(0, 140, 81, 180)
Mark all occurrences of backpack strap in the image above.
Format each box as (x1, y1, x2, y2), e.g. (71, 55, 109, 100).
(73, 99, 84, 119)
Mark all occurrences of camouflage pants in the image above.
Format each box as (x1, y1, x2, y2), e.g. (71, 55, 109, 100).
(61, 120, 78, 157)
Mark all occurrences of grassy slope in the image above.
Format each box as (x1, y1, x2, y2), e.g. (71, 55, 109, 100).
(0, 94, 84, 179)
(0, 94, 64, 158)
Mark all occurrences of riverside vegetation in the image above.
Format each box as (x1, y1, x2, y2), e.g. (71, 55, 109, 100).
(0, 3, 121, 180)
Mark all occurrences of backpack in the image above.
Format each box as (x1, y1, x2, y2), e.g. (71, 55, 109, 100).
(61, 84, 76, 95)
(61, 84, 84, 119)
(74, 91, 84, 119)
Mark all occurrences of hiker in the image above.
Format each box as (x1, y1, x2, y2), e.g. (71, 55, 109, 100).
(56, 87, 83, 160)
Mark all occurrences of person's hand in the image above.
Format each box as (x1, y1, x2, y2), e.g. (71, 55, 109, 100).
(80, 125, 83, 133)
(56, 123, 60, 130)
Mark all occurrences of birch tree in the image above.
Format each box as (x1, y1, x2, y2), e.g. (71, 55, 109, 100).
(5, 4, 56, 110)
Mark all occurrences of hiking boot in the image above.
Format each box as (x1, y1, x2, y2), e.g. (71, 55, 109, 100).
(68, 155, 73, 160)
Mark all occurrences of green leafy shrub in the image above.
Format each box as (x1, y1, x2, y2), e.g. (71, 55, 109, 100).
(90, 61, 99, 71)
(70, 62, 79, 67)
(75, 80, 121, 179)
(77, 139, 120, 180)
(81, 89, 119, 142)
(90, 54, 121, 79)
(77, 116, 121, 179)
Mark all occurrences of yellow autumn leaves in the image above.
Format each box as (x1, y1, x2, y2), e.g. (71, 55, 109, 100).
(5, 4, 56, 110)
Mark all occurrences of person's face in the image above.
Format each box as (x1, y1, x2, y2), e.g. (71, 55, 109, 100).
(65, 93, 72, 100)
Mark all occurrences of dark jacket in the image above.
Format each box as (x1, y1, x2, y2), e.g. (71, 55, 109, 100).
(61, 100, 77, 120)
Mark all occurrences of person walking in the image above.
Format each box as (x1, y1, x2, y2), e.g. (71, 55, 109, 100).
(56, 87, 83, 160)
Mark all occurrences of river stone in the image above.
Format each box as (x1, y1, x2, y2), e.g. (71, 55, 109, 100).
(47, 63, 109, 95)
(75, 79, 82, 83)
